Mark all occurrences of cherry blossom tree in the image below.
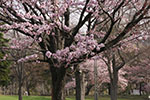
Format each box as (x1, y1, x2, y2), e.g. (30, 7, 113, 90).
(1, 32, 41, 100)
(125, 45, 150, 95)
(102, 49, 127, 100)
(65, 58, 128, 99)
(9, 39, 39, 100)
(0, 0, 150, 100)
(125, 64, 150, 95)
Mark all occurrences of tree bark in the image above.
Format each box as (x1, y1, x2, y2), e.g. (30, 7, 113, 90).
(50, 66, 66, 100)
(26, 86, 30, 96)
(108, 83, 111, 95)
(110, 71, 118, 100)
(75, 69, 85, 100)
(110, 83, 118, 100)
(85, 84, 94, 95)
(139, 82, 142, 96)
(18, 82, 23, 100)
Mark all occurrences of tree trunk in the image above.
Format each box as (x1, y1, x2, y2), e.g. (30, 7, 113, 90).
(110, 83, 118, 100)
(139, 82, 142, 96)
(3, 86, 6, 95)
(108, 83, 111, 95)
(42, 82, 45, 95)
(18, 82, 23, 100)
(110, 71, 118, 100)
(26, 81, 31, 96)
(50, 66, 66, 100)
(26, 87, 30, 96)
(85, 84, 94, 96)
(75, 69, 85, 100)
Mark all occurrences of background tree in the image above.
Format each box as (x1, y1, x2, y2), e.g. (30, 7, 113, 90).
(65, 58, 128, 98)
(8, 35, 40, 100)
(125, 44, 150, 95)
(102, 49, 126, 100)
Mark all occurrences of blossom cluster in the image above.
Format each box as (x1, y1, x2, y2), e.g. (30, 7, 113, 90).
(0, 0, 100, 38)
(65, 78, 76, 90)
(17, 54, 38, 63)
(82, 59, 128, 89)
(45, 34, 105, 64)
(144, 83, 150, 93)
(10, 38, 33, 50)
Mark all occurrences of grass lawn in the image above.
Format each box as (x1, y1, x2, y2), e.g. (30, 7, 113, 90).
(0, 95, 147, 100)
(85, 95, 147, 100)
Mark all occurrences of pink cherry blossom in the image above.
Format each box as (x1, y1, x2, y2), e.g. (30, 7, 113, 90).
(46, 51, 52, 58)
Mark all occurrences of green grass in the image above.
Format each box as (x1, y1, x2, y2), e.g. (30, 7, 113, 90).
(0, 95, 147, 100)
(0, 95, 50, 100)
(67, 95, 147, 100)
(88, 95, 147, 100)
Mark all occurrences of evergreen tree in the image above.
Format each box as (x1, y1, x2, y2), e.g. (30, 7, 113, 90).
(0, 33, 10, 86)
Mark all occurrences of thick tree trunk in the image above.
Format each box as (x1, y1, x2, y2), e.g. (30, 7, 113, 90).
(75, 69, 85, 100)
(50, 67, 66, 100)
(110, 83, 118, 100)
(18, 82, 23, 100)
(110, 71, 118, 100)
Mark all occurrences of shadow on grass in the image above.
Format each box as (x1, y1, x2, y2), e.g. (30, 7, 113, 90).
(0, 95, 147, 100)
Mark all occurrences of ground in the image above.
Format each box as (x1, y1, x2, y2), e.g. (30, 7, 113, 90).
(0, 95, 147, 100)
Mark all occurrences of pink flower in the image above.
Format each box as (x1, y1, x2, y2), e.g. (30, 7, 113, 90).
(38, 37, 42, 42)
(70, 45, 76, 50)
(3, 54, 8, 60)
(52, 32, 55, 35)
(63, 25, 71, 32)
(96, 46, 100, 51)
(98, 43, 105, 48)
(46, 51, 52, 58)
